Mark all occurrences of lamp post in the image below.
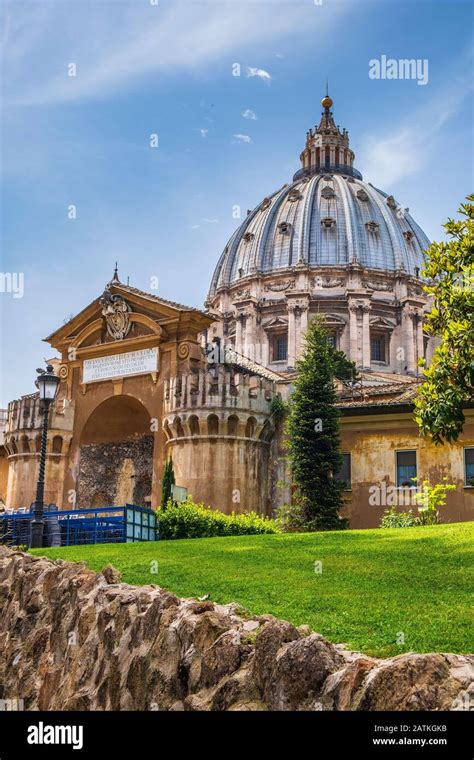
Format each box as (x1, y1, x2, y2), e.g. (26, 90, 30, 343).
(30, 365, 60, 549)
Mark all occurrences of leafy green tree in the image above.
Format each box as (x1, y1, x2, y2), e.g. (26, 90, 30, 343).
(285, 316, 356, 531)
(415, 196, 474, 444)
(161, 456, 175, 508)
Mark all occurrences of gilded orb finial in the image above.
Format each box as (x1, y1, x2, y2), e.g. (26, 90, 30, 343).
(321, 94, 333, 109)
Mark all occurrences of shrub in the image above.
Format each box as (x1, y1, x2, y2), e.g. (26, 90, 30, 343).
(380, 479, 457, 527)
(269, 395, 287, 422)
(412, 479, 456, 525)
(380, 508, 417, 528)
(275, 502, 313, 532)
(156, 497, 280, 540)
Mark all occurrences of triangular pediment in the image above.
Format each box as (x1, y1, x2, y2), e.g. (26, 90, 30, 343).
(44, 280, 212, 352)
(324, 313, 346, 326)
(261, 315, 289, 329)
(369, 316, 394, 328)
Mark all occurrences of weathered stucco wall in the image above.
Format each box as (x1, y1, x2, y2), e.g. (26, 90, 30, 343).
(0, 450, 8, 504)
(0, 548, 472, 712)
(340, 411, 474, 528)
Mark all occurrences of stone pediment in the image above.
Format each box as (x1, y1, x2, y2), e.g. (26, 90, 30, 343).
(369, 315, 395, 330)
(45, 279, 212, 353)
(261, 315, 289, 330)
(324, 313, 346, 325)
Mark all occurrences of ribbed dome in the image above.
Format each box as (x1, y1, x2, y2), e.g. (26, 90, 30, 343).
(208, 94, 430, 300)
(208, 175, 430, 298)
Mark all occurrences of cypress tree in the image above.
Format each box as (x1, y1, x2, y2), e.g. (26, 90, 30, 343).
(286, 315, 355, 530)
(161, 456, 176, 508)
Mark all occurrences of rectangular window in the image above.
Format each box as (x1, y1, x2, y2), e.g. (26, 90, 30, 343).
(371, 334, 387, 362)
(327, 334, 337, 349)
(396, 450, 417, 488)
(336, 453, 351, 490)
(274, 335, 288, 361)
(464, 448, 474, 487)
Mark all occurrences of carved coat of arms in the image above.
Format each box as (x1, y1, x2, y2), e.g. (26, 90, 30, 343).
(100, 290, 131, 340)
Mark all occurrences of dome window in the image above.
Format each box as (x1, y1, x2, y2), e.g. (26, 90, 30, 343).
(386, 195, 397, 210)
(261, 197, 271, 210)
(356, 189, 369, 202)
(365, 221, 380, 233)
(403, 230, 414, 242)
(243, 232, 255, 243)
(345, 176, 355, 183)
(321, 216, 336, 229)
(278, 222, 291, 234)
(321, 186, 335, 200)
(288, 189, 302, 202)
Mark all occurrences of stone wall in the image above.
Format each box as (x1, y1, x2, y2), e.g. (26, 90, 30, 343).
(0, 548, 472, 711)
(76, 437, 153, 508)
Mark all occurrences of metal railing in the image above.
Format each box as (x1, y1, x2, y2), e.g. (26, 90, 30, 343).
(293, 164, 363, 182)
(0, 504, 158, 547)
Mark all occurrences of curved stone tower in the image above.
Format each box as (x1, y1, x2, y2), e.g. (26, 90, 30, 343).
(162, 366, 279, 515)
(3, 389, 74, 510)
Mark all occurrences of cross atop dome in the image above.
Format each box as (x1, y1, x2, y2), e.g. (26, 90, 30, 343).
(321, 78, 333, 109)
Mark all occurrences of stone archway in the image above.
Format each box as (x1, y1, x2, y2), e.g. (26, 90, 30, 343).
(76, 395, 153, 509)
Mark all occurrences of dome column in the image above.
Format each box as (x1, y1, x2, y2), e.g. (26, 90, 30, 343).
(415, 309, 425, 375)
(361, 303, 372, 370)
(286, 302, 298, 369)
(234, 311, 244, 354)
(403, 307, 416, 375)
(348, 302, 360, 367)
(244, 304, 258, 361)
(296, 297, 310, 360)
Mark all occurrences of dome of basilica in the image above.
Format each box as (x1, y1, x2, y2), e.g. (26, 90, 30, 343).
(208, 96, 430, 299)
(206, 93, 433, 378)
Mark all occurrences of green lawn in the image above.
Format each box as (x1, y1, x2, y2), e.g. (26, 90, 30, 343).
(32, 522, 474, 658)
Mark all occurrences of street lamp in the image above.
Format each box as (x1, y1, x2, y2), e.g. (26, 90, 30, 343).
(30, 365, 60, 549)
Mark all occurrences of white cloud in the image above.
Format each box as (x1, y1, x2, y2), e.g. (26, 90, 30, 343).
(233, 134, 252, 144)
(359, 75, 474, 187)
(200, 128, 209, 138)
(242, 109, 257, 120)
(246, 67, 272, 83)
(1, 2, 328, 107)
(202, 218, 219, 224)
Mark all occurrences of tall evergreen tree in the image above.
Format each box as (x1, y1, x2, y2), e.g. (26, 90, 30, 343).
(161, 456, 176, 508)
(286, 316, 356, 530)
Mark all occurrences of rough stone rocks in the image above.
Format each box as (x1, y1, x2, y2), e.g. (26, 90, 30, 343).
(0, 548, 472, 712)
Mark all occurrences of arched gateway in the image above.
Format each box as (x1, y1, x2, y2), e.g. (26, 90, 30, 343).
(76, 395, 153, 508)
(3, 270, 218, 511)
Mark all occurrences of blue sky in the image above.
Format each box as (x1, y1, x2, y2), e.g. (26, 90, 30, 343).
(1, 0, 473, 405)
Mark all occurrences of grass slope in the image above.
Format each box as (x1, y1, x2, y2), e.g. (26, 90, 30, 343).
(33, 522, 474, 658)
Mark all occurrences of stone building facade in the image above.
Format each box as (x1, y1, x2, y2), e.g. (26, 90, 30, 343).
(1, 94, 473, 528)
